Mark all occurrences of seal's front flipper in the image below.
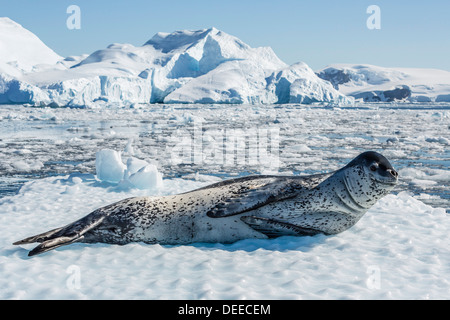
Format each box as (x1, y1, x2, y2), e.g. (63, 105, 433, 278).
(240, 216, 323, 238)
(206, 177, 308, 218)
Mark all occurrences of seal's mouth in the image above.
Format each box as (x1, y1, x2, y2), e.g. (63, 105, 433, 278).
(369, 166, 398, 186)
(378, 179, 397, 186)
(371, 175, 398, 186)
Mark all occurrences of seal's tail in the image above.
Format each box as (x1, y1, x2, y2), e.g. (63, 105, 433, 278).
(13, 211, 106, 256)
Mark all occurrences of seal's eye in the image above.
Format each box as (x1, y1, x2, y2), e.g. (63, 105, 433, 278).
(369, 164, 378, 172)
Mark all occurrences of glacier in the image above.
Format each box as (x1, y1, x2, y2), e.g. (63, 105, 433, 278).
(0, 19, 351, 107)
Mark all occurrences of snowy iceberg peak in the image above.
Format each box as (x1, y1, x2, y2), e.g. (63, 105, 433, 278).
(145, 27, 286, 74)
(144, 27, 250, 56)
(164, 30, 242, 79)
(72, 27, 265, 79)
(0, 17, 62, 74)
(71, 42, 151, 72)
(145, 28, 219, 53)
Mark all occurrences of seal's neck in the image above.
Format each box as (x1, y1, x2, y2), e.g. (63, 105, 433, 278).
(341, 165, 395, 213)
(333, 167, 373, 215)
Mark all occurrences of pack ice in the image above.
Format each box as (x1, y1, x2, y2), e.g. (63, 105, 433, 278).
(0, 18, 351, 107)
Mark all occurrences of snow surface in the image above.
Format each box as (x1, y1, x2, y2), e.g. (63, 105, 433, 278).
(317, 64, 450, 103)
(0, 20, 351, 106)
(0, 172, 448, 299)
(0, 103, 449, 300)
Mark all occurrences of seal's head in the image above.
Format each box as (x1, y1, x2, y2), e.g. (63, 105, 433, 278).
(341, 151, 398, 209)
(352, 151, 398, 185)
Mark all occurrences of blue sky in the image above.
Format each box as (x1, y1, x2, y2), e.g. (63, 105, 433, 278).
(1, 0, 449, 70)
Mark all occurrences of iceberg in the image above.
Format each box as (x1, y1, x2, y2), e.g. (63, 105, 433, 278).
(128, 164, 163, 190)
(95, 149, 126, 184)
(95, 149, 163, 190)
(2, 17, 448, 107)
(317, 64, 450, 102)
(0, 18, 352, 106)
(266, 62, 351, 104)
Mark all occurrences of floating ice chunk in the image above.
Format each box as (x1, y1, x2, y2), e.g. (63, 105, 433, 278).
(62, 184, 80, 195)
(71, 177, 83, 184)
(124, 139, 135, 155)
(11, 159, 43, 171)
(410, 179, 438, 188)
(436, 94, 450, 102)
(125, 156, 150, 178)
(399, 167, 450, 190)
(128, 164, 163, 190)
(182, 172, 223, 183)
(13, 148, 32, 155)
(12, 160, 31, 171)
(95, 148, 163, 190)
(425, 137, 449, 145)
(95, 149, 126, 183)
(289, 144, 311, 152)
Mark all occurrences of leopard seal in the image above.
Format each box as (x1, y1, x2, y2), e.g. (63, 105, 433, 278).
(14, 151, 398, 256)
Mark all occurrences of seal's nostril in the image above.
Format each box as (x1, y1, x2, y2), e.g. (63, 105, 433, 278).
(388, 169, 398, 178)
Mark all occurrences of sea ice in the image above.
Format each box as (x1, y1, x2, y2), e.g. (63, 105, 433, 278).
(0, 173, 448, 299)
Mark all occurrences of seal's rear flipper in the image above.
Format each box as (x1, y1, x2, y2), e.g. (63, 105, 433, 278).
(13, 226, 66, 245)
(13, 212, 106, 256)
(27, 234, 84, 256)
(240, 216, 323, 238)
